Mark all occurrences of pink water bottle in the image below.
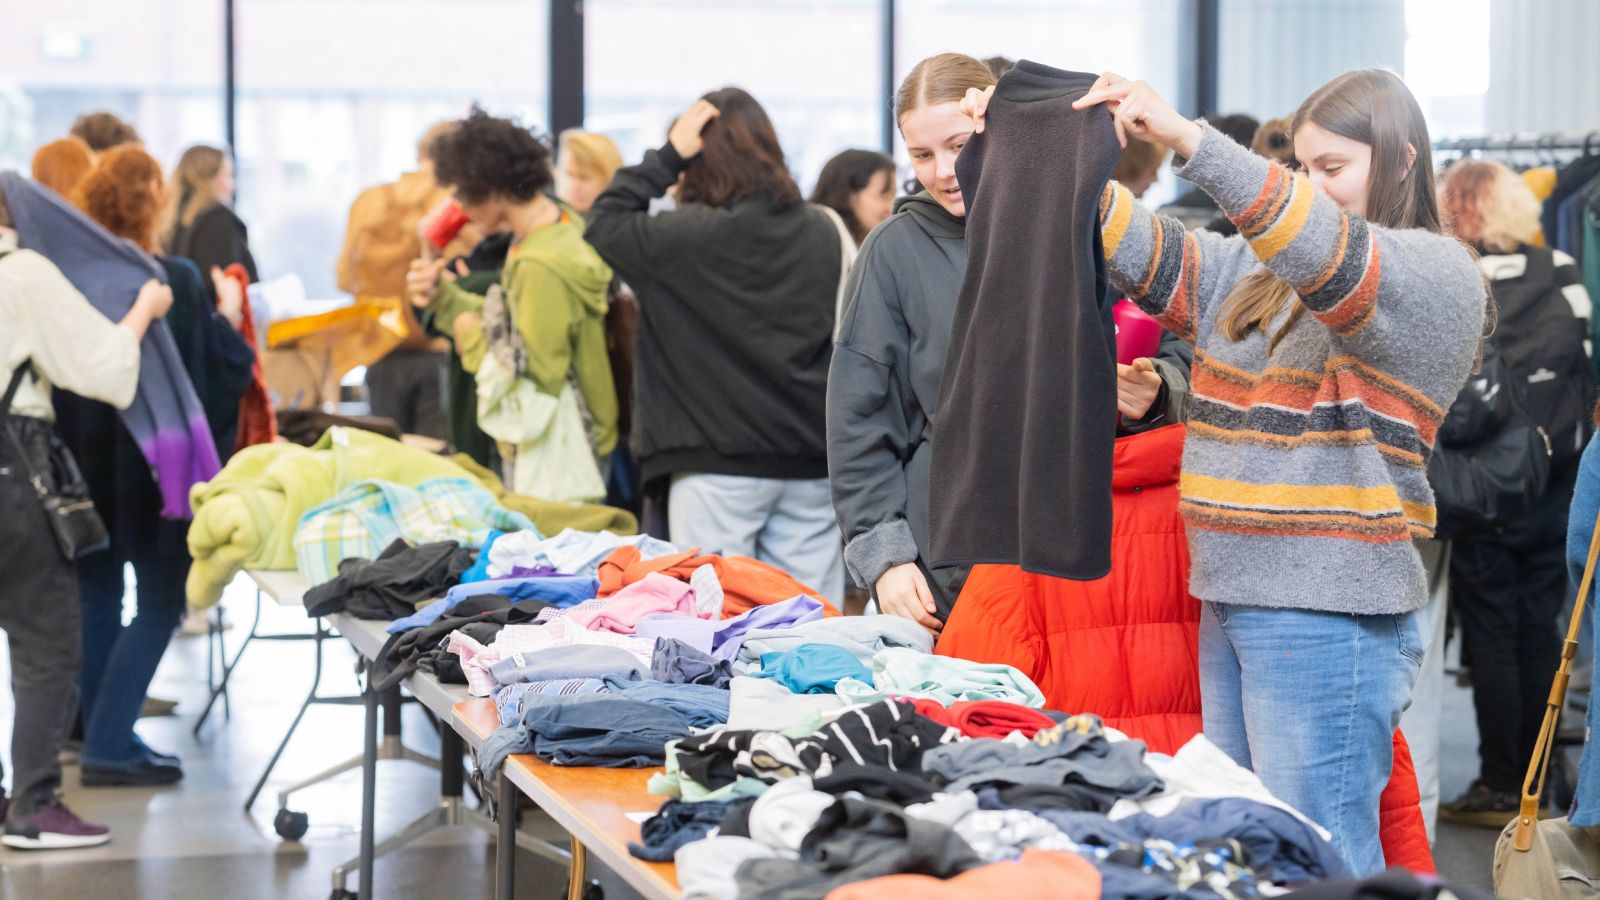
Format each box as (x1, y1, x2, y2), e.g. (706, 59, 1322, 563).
(1113, 298, 1161, 365)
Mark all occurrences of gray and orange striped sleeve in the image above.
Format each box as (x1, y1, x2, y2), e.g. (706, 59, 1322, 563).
(1098, 176, 1259, 345)
(1169, 122, 1487, 408)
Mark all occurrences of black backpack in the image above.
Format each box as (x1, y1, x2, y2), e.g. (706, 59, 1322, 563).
(1428, 347, 1553, 539)
(1485, 246, 1595, 466)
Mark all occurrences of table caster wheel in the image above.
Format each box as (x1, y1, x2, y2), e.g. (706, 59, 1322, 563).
(275, 808, 309, 841)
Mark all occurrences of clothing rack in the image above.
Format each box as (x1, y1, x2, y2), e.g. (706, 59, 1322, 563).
(1433, 131, 1600, 159)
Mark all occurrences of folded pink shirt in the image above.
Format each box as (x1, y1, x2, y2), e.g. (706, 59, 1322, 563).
(569, 572, 708, 634)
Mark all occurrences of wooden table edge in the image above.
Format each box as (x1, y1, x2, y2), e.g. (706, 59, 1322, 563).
(450, 700, 681, 900)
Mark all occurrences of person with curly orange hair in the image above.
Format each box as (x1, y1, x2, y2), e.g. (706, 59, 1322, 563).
(30, 138, 95, 198)
(62, 144, 256, 787)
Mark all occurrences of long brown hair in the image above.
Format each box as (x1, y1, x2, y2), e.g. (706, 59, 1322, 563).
(895, 52, 995, 126)
(677, 88, 800, 209)
(1218, 69, 1444, 351)
(74, 144, 166, 253)
(163, 144, 227, 249)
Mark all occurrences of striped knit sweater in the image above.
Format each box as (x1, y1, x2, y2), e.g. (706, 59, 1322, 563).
(1100, 122, 1486, 615)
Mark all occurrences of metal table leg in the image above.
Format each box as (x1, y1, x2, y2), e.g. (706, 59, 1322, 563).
(566, 836, 586, 900)
(497, 775, 517, 900)
(193, 589, 264, 735)
(357, 669, 378, 900)
(245, 617, 331, 811)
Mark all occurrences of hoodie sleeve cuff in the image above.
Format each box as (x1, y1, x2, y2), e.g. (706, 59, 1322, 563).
(657, 141, 690, 175)
(844, 519, 920, 589)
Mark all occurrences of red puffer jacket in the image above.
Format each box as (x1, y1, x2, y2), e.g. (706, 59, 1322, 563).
(933, 424, 1435, 873)
(936, 424, 1200, 751)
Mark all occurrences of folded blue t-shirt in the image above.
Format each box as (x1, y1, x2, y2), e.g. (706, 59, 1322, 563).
(386, 573, 599, 633)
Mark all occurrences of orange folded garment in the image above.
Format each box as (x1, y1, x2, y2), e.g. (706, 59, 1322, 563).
(596, 545, 839, 618)
(824, 849, 1100, 900)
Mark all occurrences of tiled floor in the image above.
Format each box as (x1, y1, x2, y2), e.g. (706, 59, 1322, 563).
(0, 573, 1532, 898)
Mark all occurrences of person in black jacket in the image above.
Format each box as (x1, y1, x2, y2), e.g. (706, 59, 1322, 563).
(65, 145, 255, 787)
(164, 145, 258, 283)
(585, 88, 844, 606)
(1437, 157, 1596, 825)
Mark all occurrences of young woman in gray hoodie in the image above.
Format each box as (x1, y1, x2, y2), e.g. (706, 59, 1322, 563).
(827, 52, 1190, 634)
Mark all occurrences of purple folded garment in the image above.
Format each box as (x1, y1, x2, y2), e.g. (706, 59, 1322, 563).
(508, 565, 562, 578)
(635, 594, 826, 661)
(1, 172, 219, 518)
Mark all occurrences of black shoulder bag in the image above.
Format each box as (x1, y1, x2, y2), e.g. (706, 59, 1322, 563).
(1, 362, 110, 560)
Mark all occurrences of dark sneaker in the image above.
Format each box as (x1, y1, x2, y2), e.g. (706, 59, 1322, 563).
(2, 800, 111, 849)
(80, 758, 183, 788)
(1440, 780, 1523, 827)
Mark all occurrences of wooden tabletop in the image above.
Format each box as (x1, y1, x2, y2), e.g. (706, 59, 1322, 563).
(453, 699, 681, 900)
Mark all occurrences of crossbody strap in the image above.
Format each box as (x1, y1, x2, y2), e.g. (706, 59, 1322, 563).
(1515, 500, 1600, 850)
(0, 359, 51, 499)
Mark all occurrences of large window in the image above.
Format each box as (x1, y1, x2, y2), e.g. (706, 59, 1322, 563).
(234, 0, 548, 300)
(1216, 0, 1492, 141)
(0, 0, 225, 171)
(896, 0, 1184, 201)
(585, 0, 884, 195)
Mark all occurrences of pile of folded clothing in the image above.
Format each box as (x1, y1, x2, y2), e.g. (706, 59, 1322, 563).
(304, 520, 1391, 899)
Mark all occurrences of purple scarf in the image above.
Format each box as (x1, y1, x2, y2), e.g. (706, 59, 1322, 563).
(1, 172, 220, 518)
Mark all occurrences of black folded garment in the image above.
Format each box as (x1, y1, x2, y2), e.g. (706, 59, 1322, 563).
(735, 796, 983, 900)
(303, 539, 474, 619)
(371, 594, 552, 690)
(812, 763, 942, 806)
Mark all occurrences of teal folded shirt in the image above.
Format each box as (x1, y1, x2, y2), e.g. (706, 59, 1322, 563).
(835, 647, 1046, 708)
(752, 643, 871, 694)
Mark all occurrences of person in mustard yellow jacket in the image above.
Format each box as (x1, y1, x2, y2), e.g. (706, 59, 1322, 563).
(337, 122, 478, 439)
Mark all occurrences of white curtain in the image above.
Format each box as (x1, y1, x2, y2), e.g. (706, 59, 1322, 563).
(1486, 0, 1600, 133)
(1217, 0, 1407, 121)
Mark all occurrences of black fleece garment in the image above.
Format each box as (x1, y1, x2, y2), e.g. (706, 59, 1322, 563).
(302, 539, 474, 619)
(930, 60, 1122, 580)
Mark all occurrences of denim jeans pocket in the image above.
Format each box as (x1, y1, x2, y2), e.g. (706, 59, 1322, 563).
(1208, 600, 1230, 626)
(1393, 612, 1424, 667)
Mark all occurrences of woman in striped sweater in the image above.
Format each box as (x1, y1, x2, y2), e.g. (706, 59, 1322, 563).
(965, 69, 1486, 874)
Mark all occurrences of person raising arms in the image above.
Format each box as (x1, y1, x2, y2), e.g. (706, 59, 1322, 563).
(964, 68, 1486, 874)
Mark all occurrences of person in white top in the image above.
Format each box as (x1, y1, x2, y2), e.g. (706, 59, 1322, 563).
(0, 204, 171, 850)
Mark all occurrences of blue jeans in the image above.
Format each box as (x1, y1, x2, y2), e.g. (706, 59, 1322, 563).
(77, 519, 188, 767)
(1199, 600, 1423, 876)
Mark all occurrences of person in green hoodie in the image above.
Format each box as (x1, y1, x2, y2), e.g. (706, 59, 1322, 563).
(829, 53, 1192, 634)
(411, 108, 617, 503)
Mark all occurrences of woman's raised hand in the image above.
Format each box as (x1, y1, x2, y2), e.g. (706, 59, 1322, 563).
(1072, 72, 1203, 158)
(960, 85, 996, 134)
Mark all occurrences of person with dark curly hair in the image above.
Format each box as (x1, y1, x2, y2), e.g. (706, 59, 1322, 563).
(585, 88, 846, 606)
(62, 144, 254, 787)
(409, 108, 617, 503)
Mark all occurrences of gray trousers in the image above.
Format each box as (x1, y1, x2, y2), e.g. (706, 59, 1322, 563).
(0, 419, 79, 816)
(1400, 538, 1451, 843)
(668, 473, 844, 608)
